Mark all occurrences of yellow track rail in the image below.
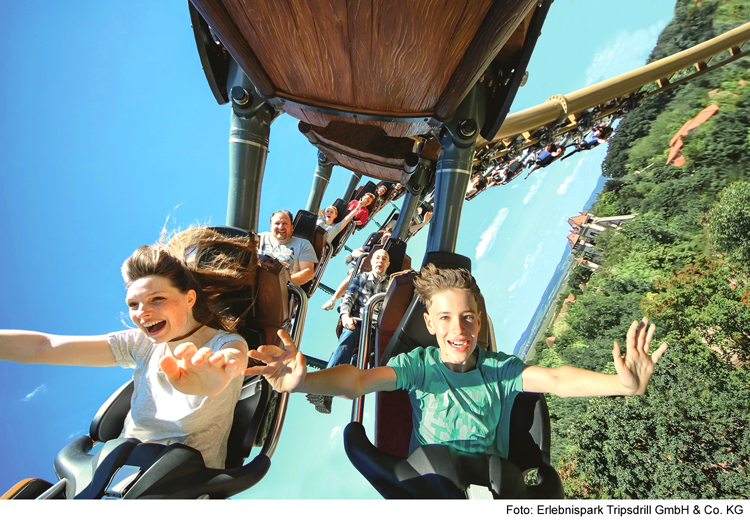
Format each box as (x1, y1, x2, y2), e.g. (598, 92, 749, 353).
(480, 21, 750, 159)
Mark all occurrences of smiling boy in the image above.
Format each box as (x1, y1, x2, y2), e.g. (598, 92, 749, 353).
(246, 264, 667, 459)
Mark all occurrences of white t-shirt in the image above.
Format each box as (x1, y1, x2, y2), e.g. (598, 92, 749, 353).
(108, 328, 245, 468)
(257, 232, 318, 273)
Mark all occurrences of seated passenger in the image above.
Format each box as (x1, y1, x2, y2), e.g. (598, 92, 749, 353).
(577, 125, 611, 150)
(388, 183, 406, 202)
(248, 264, 667, 459)
(374, 184, 390, 211)
(258, 210, 318, 285)
(317, 202, 365, 243)
(488, 158, 524, 186)
(525, 143, 563, 179)
(466, 174, 488, 197)
(0, 227, 259, 469)
(348, 193, 375, 226)
(321, 228, 392, 311)
(308, 249, 392, 414)
(409, 206, 432, 235)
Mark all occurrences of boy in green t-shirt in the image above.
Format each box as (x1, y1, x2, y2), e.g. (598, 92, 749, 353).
(244, 264, 667, 458)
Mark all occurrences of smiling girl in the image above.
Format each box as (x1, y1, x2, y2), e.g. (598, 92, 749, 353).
(0, 227, 258, 469)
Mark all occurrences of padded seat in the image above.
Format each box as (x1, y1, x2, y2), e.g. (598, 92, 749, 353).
(292, 210, 331, 296)
(347, 251, 562, 498)
(5, 228, 295, 499)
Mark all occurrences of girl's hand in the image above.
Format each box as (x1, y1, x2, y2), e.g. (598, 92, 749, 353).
(160, 341, 244, 397)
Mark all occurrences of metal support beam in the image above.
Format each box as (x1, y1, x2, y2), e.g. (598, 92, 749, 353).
(425, 135, 476, 255)
(393, 163, 430, 241)
(425, 84, 485, 256)
(342, 172, 363, 203)
(226, 69, 279, 232)
(305, 151, 333, 213)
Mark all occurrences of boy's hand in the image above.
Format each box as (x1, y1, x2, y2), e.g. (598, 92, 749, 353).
(243, 329, 307, 393)
(341, 314, 356, 330)
(613, 317, 667, 395)
(160, 341, 244, 397)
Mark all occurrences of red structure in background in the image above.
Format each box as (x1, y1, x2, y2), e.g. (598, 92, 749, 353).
(667, 103, 719, 166)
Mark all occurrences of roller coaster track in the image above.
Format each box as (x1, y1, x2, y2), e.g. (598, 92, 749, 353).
(475, 21, 750, 165)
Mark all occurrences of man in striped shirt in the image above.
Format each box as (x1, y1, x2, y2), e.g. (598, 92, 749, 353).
(308, 249, 391, 413)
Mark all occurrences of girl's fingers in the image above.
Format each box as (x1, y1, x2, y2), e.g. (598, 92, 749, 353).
(191, 347, 214, 366)
(248, 348, 274, 363)
(174, 342, 197, 359)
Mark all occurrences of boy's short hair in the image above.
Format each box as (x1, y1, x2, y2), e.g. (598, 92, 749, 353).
(414, 263, 481, 310)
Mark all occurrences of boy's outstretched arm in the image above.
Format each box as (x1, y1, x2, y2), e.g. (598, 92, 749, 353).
(243, 329, 397, 399)
(522, 318, 667, 397)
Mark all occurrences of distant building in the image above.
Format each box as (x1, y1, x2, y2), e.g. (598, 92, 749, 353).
(567, 211, 636, 266)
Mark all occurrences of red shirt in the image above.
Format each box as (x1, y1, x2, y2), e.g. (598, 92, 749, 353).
(348, 200, 370, 224)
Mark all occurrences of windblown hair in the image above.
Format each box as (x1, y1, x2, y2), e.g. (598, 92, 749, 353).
(414, 263, 481, 310)
(121, 227, 259, 333)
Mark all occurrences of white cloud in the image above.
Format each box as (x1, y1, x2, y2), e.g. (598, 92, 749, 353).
(523, 181, 540, 205)
(509, 243, 544, 294)
(22, 384, 46, 402)
(522, 170, 548, 204)
(558, 157, 586, 195)
(475, 208, 509, 260)
(557, 174, 574, 194)
(584, 21, 668, 86)
(329, 426, 341, 441)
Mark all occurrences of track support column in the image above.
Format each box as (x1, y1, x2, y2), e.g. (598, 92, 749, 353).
(305, 151, 333, 214)
(226, 75, 279, 232)
(426, 84, 486, 256)
(342, 172, 363, 203)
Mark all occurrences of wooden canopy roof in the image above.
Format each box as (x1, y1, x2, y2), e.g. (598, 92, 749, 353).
(190, 0, 542, 180)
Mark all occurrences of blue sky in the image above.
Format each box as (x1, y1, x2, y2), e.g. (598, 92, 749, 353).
(0, 0, 676, 500)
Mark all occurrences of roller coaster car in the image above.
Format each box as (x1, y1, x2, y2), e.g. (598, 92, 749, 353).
(343, 251, 564, 499)
(188, 0, 553, 180)
(3, 228, 295, 499)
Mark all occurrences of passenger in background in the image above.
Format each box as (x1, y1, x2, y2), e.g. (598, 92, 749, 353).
(317, 202, 365, 243)
(348, 193, 375, 226)
(322, 227, 392, 311)
(258, 210, 318, 285)
(308, 249, 392, 414)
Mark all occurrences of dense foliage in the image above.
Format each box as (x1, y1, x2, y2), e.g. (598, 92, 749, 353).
(529, 0, 750, 498)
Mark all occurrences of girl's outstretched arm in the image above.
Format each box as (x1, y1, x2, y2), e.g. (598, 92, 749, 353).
(0, 330, 116, 367)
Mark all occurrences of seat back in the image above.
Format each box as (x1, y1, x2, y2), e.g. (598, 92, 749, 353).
(373, 252, 503, 457)
(292, 210, 330, 296)
(88, 228, 292, 474)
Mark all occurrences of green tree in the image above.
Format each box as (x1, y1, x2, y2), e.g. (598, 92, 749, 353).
(705, 181, 750, 266)
(559, 340, 750, 499)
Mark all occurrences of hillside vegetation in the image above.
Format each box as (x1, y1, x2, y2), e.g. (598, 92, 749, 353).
(528, 0, 750, 498)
